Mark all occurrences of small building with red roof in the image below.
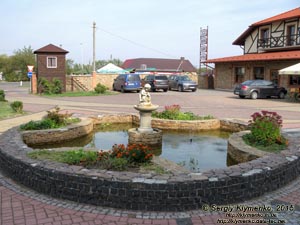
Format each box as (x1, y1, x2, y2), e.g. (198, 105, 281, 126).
(206, 7, 300, 90)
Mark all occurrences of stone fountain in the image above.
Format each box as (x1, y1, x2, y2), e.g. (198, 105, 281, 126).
(128, 84, 162, 147)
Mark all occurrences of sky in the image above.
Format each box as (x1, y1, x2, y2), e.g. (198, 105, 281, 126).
(0, 0, 299, 68)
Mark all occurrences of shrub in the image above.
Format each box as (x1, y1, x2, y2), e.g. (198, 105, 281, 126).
(0, 89, 5, 101)
(94, 83, 107, 94)
(246, 110, 285, 147)
(45, 106, 72, 127)
(20, 107, 74, 130)
(10, 101, 23, 113)
(152, 104, 213, 121)
(38, 78, 63, 94)
(110, 144, 153, 164)
(20, 118, 57, 130)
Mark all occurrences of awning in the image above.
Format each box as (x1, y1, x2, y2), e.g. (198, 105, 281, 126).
(279, 63, 300, 75)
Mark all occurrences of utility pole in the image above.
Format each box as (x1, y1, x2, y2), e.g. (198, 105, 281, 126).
(92, 21, 96, 72)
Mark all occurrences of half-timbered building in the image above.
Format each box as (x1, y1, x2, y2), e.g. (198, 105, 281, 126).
(206, 7, 300, 90)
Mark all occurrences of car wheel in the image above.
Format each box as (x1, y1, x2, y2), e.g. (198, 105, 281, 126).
(239, 95, 245, 99)
(278, 91, 285, 99)
(178, 86, 183, 92)
(163, 89, 168, 92)
(250, 91, 258, 99)
(192, 89, 196, 92)
(121, 86, 125, 93)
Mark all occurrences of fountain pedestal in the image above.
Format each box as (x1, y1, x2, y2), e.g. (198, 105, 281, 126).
(134, 104, 158, 132)
(128, 103, 162, 148)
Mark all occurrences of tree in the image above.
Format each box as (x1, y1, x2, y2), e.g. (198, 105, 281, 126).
(10, 46, 35, 81)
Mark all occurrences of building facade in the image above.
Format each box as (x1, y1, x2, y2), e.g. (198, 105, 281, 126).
(34, 44, 69, 92)
(206, 7, 300, 90)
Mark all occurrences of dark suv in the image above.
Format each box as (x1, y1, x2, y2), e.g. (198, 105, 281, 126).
(234, 80, 287, 99)
(141, 75, 169, 92)
(168, 75, 197, 92)
(112, 74, 141, 93)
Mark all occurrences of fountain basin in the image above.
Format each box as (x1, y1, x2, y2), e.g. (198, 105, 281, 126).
(128, 127, 162, 147)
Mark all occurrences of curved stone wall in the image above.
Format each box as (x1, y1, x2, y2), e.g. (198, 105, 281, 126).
(0, 124, 300, 211)
(22, 118, 94, 145)
(227, 131, 271, 163)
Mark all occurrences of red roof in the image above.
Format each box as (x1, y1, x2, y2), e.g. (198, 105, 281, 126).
(34, 44, 69, 54)
(121, 58, 196, 72)
(233, 7, 300, 45)
(206, 50, 300, 63)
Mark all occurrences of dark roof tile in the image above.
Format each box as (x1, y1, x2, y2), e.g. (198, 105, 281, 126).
(34, 44, 69, 54)
(121, 58, 196, 72)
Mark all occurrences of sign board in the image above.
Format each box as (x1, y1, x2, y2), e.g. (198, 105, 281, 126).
(27, 72, 32, 78)
(27, 65, 34, 72)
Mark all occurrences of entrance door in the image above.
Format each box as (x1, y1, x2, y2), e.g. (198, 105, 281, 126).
(270, 70, 279, 85)
(208, 75, 214, 89)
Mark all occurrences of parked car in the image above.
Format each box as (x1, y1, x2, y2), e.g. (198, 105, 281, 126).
(141, 75, 169, 92)
(112, 74, 141, 93)
(168, 75, 197, 92)
(234, 80, 287, 99)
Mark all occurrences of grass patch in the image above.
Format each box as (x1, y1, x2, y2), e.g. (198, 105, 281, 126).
(0, 101, 24, 120)
(242, 133, 287, 153)
(140, 163, 168, 174)
(43, 91, 118, 97)
(27, 149, 67, 163)
(27, 146, 163, 173)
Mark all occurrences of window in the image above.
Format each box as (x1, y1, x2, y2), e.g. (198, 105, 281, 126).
(287, 25, 296, 46)
(235, 67, 245, 76)
(297, 27, 300, 45)
(47, 57, 57, 68)
(260, 28, 269, 47)
(253, 67, 264, 80)
(234, 67, 245, 83)
(289, 76, 300, 85)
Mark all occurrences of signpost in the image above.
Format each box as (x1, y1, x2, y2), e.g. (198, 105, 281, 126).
(27, 65, 34, 93)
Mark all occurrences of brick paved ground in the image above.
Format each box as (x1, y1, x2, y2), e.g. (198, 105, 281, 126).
(1, 82, 300, 224)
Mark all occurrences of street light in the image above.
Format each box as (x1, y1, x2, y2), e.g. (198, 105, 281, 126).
(80, 43, 84, 74)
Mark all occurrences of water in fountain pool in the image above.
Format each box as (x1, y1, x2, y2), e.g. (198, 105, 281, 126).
(33, 123, 233, 172)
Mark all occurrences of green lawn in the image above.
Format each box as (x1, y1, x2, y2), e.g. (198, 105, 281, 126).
(0, 101, 24, 120)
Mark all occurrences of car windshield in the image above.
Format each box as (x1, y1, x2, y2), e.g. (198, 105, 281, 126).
(179, 76, 191, 81)
(127, 75, 140, 81)
(156, 76, 168, 80)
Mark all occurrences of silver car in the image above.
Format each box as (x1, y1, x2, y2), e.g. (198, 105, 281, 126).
(168, 75, 197, 92)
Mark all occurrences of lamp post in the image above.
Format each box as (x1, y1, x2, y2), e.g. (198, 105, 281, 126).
(80, 43, 84, 74)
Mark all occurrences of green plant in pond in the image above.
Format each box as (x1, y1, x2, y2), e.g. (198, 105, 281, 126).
(152, 104, 214, 121)
(10, 101, 23, 113)
(243, 110, 287, 151)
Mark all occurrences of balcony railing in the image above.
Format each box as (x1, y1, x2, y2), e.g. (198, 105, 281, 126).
(258, 34, 300, 49)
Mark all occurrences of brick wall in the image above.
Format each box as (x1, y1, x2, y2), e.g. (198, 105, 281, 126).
(0, 126, 299, 211)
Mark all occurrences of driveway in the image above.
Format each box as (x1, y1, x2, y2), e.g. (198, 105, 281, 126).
(1, 82, 300, 128)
